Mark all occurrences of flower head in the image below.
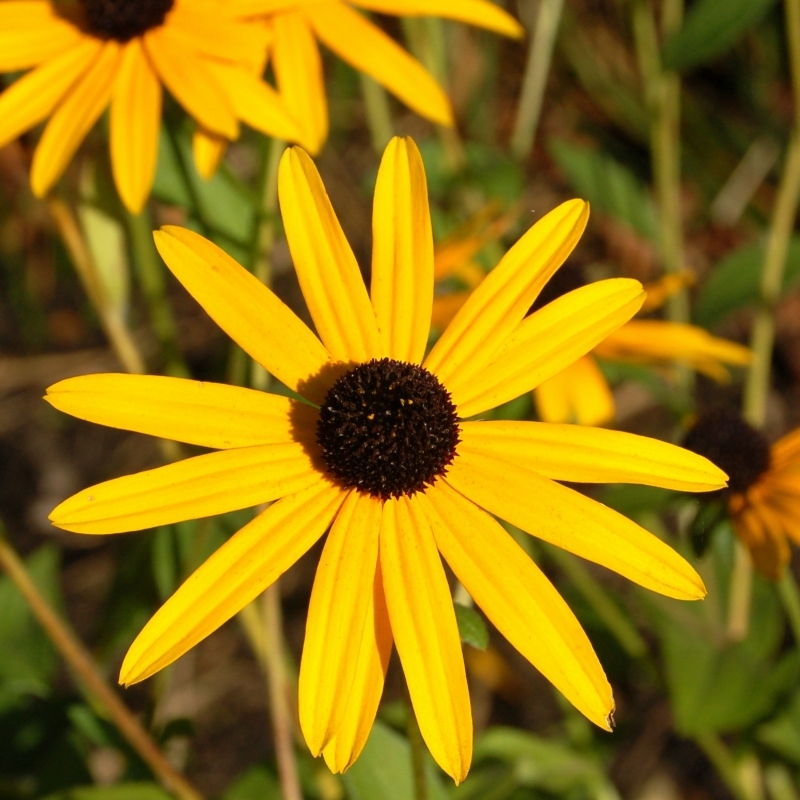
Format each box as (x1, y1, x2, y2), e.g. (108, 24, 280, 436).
(47, 137, 726, 781)
(0, 0, 304, 212)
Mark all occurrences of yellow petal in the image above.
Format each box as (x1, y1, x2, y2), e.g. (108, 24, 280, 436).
(153, 227, 335, 403)
(371, 137, 434, 364)
(0, 1, 83, 71)
(533, 356, 616, 427)
(120, 480, 346, 684)
(305, 3, 453, 126)
(0, 36, 102, 150)
(445, 451, 707, 600)
(278, 147, 381, 363)
(421, 482, 613, 730)
(299, 492, 382, 755)
(49, 443, 321, 534)
(144, 26, 238, 140)
(110, 40, 162, 214)
(458, 419, 729, 491)
(31, 41, 122, 198)
(234, 0, 312, 11)
(45, 373, 318, 450)
(272, 11, 328, 154)
(424, 200, 588, 389)
(380, 496, 472, 783)
(323, 563, 393, 773)
(351, 0, 524, 38)
(452, 278, 644, 417)
(192, 129, 228, 180)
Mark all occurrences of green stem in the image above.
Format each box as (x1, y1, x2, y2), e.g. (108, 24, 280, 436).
(360, 73, 394, 153)
(727, 540, 753, 642)
(778, 570, 800, 645)
(164, 121, 210, 236)
(695, 733, 748, 800)
(406, 695, 429, 800)
(510, 0, 565, 160)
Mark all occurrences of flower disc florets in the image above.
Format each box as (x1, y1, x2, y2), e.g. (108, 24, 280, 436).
(75, 0, 174, 40)
(317, 358, 461, 500)
(684, 408, 771, 495)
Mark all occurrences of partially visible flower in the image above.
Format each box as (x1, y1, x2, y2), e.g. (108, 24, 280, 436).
(685, 409, 800, 580)
(233, 0, 524, 153)
(0, 0, 305, 212)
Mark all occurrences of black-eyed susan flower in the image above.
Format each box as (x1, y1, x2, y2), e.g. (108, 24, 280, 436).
(46, 137, 726, 782)
(0, 0, 304, 213)
(233, 0, 524, 153)
(685, 409, 800, 580)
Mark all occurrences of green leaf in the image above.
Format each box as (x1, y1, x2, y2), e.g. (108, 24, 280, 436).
(757, 694, 800, 764)
(42, 783, 174, 800)
(662, 0, 779, 72)
(694, 236, 800, 326)
(454, 603, 489, 650)
(222, 766, 282, 800)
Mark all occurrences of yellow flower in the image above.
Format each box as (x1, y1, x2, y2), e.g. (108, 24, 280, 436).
(685, 410, 800, 581)
(0, 0, 303, 213)
(233, 0, 524, 153)
(46, 137, 725, 782)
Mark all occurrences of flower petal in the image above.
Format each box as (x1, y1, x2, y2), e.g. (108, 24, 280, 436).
(153, 227, 334, 403)
(110, 40, 162, 214)
(424, 200, 588, 389)
(323, 563, 393, 774)
(299, 492, 382, 754)
(278, 147, 381, 363)
(45, 373, 318, 450)
(445, 451, 707, 600)
(371, 137, 434, 364)
(533, 356, 615, 426)
(380, 496, 472, 783)
(451, 278, 644, 417)
(773, 428, 800, 468)
(31, 41, 122, 198)
(458, 419, 728, 491)
(305, 3, 453, 126)
(49, 443, 321, 534)
(421, 482, 613, 730)
(120, 480, 346, 684)
(0, 1, 83, 71)
(192, 129, 227, 179)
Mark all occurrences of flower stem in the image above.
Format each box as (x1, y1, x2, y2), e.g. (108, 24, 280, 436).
(510, 0, 564, 160)
(0, 523, 202, 800)
(406, 694, 429, 800)
(360, 74, 394, 153)
(778, 570, 800, 645)
(727, 540, 753, 642)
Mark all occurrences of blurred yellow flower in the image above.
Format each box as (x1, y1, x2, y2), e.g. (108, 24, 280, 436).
(0, 0, 304, 213)
(233, 0, 524, 153)
(46, 137, 725, 781)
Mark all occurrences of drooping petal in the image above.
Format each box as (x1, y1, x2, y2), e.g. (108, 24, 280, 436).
(533, 356, 616, 426)
(458, 419, 728, 491)
(323, 563, 393, 774)
(424, 200, 589, 389)
(272, 11, 328, 154)
(420, 482, 613, 730)
(278, 147, 381, 363)
(0, 1, 83, 71)
(350, 0, 524, 38)
(45, 373, 318, 450)
(299, 492, 382, 755)
(192, 129, 228, 180)
(110, 40, 162, 214)
(380, 496, 472, 783)
(0, 36, 101, 150)
(49, 443, 321, 534)
(450, 278, 644, 416)
(144, 26, 238, 139)
(120, 480, 346, 684)
(305, 3, 453, 126)
(371, 137, 434, 364)
(153, 227, 335, 403)
(31, 41, 122, 198)
(445, 452, 707, 600)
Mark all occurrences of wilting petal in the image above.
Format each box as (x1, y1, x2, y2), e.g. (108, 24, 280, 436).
(380, 496, 471, 783)
(458, 419, 728, 491)
(371, 137, 434, 364)
(279, 147, 381, 363)
(0, 1, 83, 71)
(451, 279, 644, 416)
(45, 373, 318, 450)
(120, 481, 346, 684)
(446, 451, 707, 600)
(49, 443, 321, 534)
(421, 482, 613, 729)
(299, 493, 382, 754)
(533, 356, 616, 426)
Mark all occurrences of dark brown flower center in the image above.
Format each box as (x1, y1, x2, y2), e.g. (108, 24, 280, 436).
(56, 0, 174, 41)
(317, 359, 460, 500)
